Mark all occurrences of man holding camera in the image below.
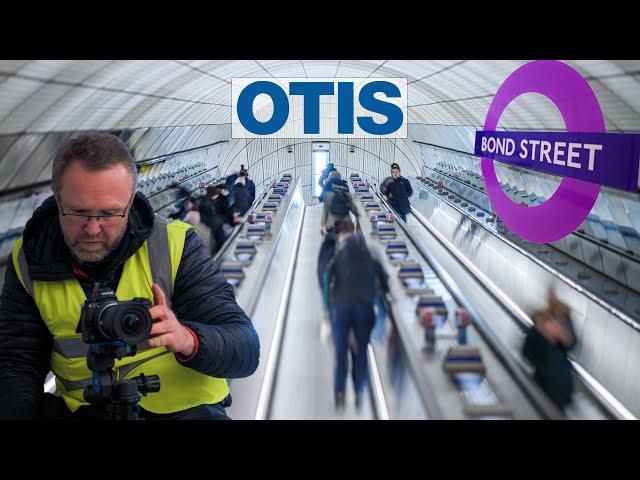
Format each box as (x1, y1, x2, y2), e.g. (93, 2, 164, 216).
(0, 132, 260, 420)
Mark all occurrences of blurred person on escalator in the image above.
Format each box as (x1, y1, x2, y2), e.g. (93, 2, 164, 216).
(224, 164, 242, 190)
(379, 163, 412, 222)
(323, 217, 389, 409)
(225, 165, 255, 205)
(168, 187, 191, 221)
(184, 196, 227, 256)
(317, 171, 359, 289)
(523, 291, 576, 409)
(319, 169, 348, 204)
(231, 175, 252, 217)
(242, 168, 256, 205)
(206, 184, 236, 234)
(182, 196, 212, 252)
(318, 162, 337, 192)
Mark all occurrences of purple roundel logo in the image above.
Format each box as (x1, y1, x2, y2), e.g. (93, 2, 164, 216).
(481, 60, 605, 243)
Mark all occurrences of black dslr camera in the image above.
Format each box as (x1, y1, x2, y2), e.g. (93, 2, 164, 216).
(76, 286, 160, 419)
(76, 287, 153, 347)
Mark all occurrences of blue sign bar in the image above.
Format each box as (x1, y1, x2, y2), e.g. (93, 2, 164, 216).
(474, 131, 640, 191)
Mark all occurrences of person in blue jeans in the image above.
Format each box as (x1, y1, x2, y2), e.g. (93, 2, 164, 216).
(323, 217, 389, 408)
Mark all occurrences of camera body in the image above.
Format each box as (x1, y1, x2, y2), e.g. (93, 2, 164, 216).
(76, 287, 153, 346)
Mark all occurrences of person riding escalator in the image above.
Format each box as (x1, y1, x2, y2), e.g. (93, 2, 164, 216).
(523, 292, 576, 408)
(380, 163, 412, 222)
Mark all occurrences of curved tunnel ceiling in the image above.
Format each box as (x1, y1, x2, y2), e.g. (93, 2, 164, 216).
(0, 60, 638, 265)
(0, 60, 639, 135)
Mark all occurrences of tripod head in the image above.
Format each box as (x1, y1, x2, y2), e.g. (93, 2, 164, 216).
(83, 341, 160, 420)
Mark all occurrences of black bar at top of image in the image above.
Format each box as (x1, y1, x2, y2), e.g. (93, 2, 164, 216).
(5, 13, 637, 60)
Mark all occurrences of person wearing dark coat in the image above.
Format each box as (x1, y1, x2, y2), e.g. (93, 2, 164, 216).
(239, 170, 256, 205)
(225, 165, 255, 205)
(246, 178, 256, 205)
(208, 184, 234, 227)
(168, 187, 190, 221)
(523, 293, 576, 408)
(323, 218, 389, 409)
(231, 176, 252, 217)
(318, 162, 337, 190)
(197, 197, 229, 255)
(224, 166, 241, 190)
(319, 171, 349, 203)
(379, 163, 412, 222)
(0, 133, 259, 420)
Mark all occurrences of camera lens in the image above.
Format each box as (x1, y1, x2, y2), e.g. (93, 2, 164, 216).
(96, 302, 152, 346)
(114, 305, 152, 345)
(122, 312, 143, 336)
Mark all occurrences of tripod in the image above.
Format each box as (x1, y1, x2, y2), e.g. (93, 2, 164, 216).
(83, 342, 160, 420)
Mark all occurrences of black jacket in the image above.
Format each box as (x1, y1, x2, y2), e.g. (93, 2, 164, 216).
(225, 173, 238, 190)
(246, 179, 256, 205)
(0, 192, 260, 419)
(523, 327, 574, 407)
(231, 183, 251, 217)
(226, 173, 255, 205)
(198, 198, 228, 253)
(213, 195, 234, 225)
(380, 176, 413, 214)
(326, 236, 389, 306)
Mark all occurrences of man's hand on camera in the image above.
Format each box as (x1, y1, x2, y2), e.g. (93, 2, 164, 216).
(147, 283, 196, 357)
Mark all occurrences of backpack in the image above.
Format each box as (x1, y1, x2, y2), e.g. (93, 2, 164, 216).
(329, 189, 350, 218)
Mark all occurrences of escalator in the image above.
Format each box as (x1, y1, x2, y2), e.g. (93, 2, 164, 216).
(404, 174, 633, 418)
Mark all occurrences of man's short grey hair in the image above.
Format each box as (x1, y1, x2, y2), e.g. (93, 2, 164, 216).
(51, 131, 138, 197)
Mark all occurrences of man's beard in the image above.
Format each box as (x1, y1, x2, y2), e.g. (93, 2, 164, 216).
(64, 227, 126, 264)
(71, 241, 109, 263)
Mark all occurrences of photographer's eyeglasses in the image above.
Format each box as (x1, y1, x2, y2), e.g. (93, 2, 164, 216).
(59, 196, 133, 226)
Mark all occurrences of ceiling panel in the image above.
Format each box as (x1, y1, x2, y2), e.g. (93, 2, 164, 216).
(0, 60, 636, 136)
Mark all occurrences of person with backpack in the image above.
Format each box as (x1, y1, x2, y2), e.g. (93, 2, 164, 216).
(379, 163, 413, 222)
(319, 169, 348, 203)
(317, 171, 359, 290)
(320, 171, 358, 235)
(323, 217, 389, 409)
(317, 162, 337, 191)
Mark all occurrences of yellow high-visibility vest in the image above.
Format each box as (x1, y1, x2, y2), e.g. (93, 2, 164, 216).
(12, 217, 229, 414)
